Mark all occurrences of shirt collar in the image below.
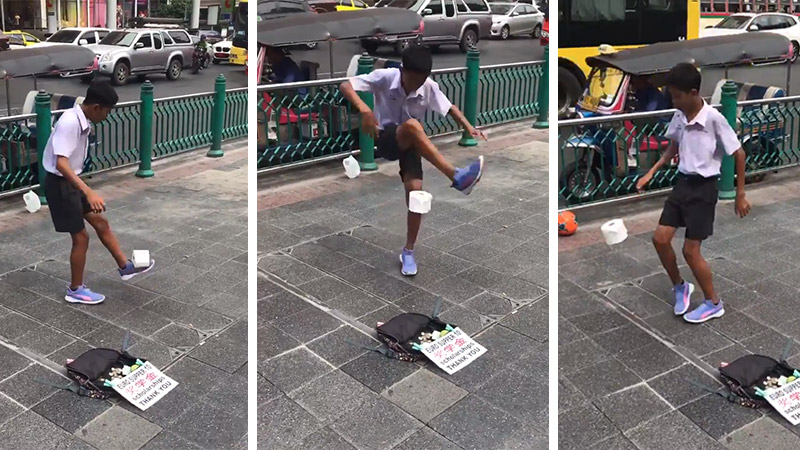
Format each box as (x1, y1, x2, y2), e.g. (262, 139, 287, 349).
(686, 101, 711, 127)
(74, 103, 90, 132)
(390, 69, 425, 99)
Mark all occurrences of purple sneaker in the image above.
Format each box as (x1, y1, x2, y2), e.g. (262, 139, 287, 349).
(119, 259, 155, 281)
(674, 281, 694, 316)
(684, 300, 725, 324)
(399, 248, 417, 276)
(452, 156, 484, 195)
(65, 285, 105, 305)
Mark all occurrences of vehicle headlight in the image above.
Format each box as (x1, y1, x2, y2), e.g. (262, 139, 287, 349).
(100, 53, 111, 62)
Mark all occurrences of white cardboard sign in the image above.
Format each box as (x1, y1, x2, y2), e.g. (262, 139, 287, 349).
(765, 378, 800, 425)
(112, 362, 178, 411)
(420, 327, 486, 375)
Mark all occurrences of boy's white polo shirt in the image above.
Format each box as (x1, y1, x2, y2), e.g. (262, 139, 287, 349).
(665, 101, 741, 178)
(42, 103, 91, 176)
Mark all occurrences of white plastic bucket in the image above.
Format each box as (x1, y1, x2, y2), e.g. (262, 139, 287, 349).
(601, 219, 628, 245)
(343, 155, 360, 179)
(22, 190, 40, 213)
(409, 191, 432, 214)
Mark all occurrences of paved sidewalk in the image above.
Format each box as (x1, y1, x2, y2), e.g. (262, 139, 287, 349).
(258, 125, 549, 450)
(0, 142, 247, 450)
(558, 168, 800, 450)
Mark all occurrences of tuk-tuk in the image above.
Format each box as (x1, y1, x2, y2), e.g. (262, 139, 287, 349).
(0, 45, 98, 188)
(560, 33, 793, 203)
(257, 8, 422, 151)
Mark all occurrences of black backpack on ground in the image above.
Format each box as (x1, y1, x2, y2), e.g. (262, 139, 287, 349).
(37, 331, 146, 400)
(691, 339, 798, 409)
(359, 297, 454, 363)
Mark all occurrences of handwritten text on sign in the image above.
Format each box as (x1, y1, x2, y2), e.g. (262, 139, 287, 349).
(766, 378, 800, 425)
(420, 327, 486, 375)
(112, 362, 178, 411)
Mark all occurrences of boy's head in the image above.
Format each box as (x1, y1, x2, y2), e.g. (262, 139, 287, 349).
(665, 62, 702, 113)
(82, 81, 118, 123)
(400, 44, 432, 94)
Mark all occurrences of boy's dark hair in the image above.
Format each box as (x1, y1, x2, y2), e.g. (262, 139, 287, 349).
(401, 44, 433, 75)
(666, 62, 702, 93)
(84, 81, 119, 108)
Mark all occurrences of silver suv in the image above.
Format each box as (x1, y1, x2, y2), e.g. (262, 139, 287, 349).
(89, 28, 194, 86)
(367, 0, 493, 53)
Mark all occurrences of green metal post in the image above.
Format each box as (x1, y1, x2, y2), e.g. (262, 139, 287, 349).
(533, 45, 550, 129)
(459, 48, 480, 147)
(356, 53, 378, 171)
(719, 80, 738, 200)
(207, 74, 226, 158)
(136, 81, 154, 178)
(35, 90, 51, 205)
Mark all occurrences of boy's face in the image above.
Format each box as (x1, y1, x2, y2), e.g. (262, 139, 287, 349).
(667, 86, 699, 113)
(84, 104, 113, 124)
(401, 69, 428, 94)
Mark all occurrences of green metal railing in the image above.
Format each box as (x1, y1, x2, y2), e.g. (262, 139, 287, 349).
(0, 74, 247, 199)
(558, 80, 800, 209)
(258, 48, 547, 172)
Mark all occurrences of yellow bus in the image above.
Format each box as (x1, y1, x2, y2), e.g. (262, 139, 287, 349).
(558, 0, 700, 116)
(230, 0, 248, 65)
(700, 1, 800, 31)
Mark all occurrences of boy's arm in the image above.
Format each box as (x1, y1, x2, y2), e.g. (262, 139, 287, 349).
(637, 113, 681, 192)
(340, 81, 379, 139)
(448, 105, 487, 140)
(55, 157, 105, 213)
(716, 114, 751, 217)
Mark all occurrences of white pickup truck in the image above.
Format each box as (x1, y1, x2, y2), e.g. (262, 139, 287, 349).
(89, 28, 195, 86)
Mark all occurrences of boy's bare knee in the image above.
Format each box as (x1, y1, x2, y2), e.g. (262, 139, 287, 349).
(652, 231, 672, 248)
(72, 229, 89, 246)
(89, 215, 111, 234)
(682, 241, 702, 261)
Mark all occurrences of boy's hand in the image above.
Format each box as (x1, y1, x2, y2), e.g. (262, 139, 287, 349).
(86, 190, 106, 213)
(468, 126, 488, 141)
(360, 110, 379, 139)
(636, 173, 653, 193)
(735, 192, 751, 218)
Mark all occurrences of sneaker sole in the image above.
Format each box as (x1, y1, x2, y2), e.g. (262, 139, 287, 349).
(460, 156, 484, 196)
(65, 295, 105, 305)
(120, 260, 155, 281)
(684, 307, 725, 324)
(675, 283, 694, 316)
(399, 254, 417, 277)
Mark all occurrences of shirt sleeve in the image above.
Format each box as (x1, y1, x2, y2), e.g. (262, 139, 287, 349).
(713, 111, 741, 155)
(426, 80, 453, 117)
(50, 114, 80, 159)
(348, 69, 390, 93)
(664, 112, 682, 143)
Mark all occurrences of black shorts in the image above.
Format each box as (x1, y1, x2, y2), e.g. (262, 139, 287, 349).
(658, 173, 719, 241)
(44, 172, 91, 234)
(377, 124, 423, 181)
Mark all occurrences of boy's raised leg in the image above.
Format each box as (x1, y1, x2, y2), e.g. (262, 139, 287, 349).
(397, 119, 456, 180)
(84, 213, 127, 269)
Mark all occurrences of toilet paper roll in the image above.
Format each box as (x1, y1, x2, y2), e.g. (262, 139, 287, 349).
(408, 190, 432, 214)
(132, 250, 151, 269)
(601, 219, 628, 245)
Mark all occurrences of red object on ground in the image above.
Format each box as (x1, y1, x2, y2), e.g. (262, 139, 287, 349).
(559, 210, 578, 236)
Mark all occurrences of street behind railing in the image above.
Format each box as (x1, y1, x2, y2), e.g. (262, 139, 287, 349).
(0, 76, 247, 199)
(558, 92, 800, 209)
(257, 52, 546, 172)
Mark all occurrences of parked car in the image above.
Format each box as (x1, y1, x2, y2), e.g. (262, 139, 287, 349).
(89, 28, 194, 86)
(701, 12, 800, 61)
(489, 2, 543, 39)
(364, 0, 492, 53)
(5, 30, 40, 46)
(212, 38, 233, 64)
(39, 27, 110, 47)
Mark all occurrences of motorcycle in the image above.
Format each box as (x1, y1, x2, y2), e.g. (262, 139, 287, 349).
(191, 47, 210, 74)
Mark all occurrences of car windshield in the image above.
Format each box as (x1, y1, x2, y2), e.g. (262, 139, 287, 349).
(46, 29, 81, 43)
(491, 4, 514, 14)
(99, 31, 138, 46)
(386, 0, 427, 11)
(715, 15, 751, 29)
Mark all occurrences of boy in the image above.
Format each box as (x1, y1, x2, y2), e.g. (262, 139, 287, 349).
(43, 81, 154, 305)
(636, 63, 751, 323)
(340, 44, 486, 276)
